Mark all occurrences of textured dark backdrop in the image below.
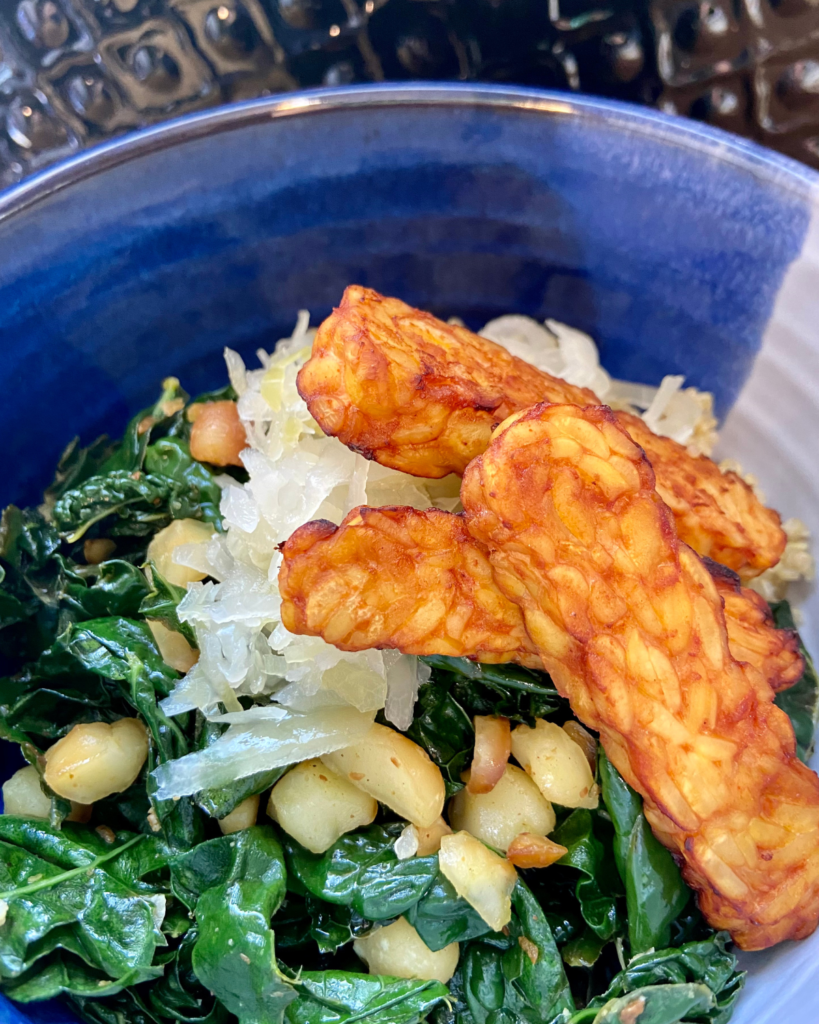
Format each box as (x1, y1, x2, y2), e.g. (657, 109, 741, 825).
(2, 0, 819, 188)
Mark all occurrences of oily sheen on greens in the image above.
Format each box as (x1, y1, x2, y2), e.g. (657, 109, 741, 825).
(2, 380, 814, 1024)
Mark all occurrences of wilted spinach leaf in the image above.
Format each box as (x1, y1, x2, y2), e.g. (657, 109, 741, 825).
(405, 678, 474, 796)
(552, 810, 623, 942)
(192, 718, 289, 820)
(772, 600, 819, 762)
(97, 377, 189, 477)
(284, 971, 450, 1024)
(0, 506, 65, 659)
(0, 819, 162, 990)
(171, 826, 295, 1024)
(3, 953, 161, 1003)
(62, 559, 152, 621)
(444, 880, 574, 1024)
(505, 881, 575, 1020)
(405, 872, 495, 950)
(0, 499, 152, 670)
(45, 616, 203, 849)
(305, 898, 374, 955)
(68, 930, 229, 1024)
(283, 824, 438, 920)
(599, 751, 688, 955)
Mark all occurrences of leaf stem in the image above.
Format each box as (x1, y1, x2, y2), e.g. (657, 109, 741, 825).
(0, 833, 146, 901)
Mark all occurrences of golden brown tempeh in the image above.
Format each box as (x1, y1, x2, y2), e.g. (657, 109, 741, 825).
(298, 286, 785, 578)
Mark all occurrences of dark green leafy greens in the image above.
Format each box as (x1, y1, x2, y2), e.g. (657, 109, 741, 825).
(599, 752, 689, 954)
(140, 565, 197, 646)
(0, 380, 811, 1024)
(0, 818, 163, 991)
(284, 972, 449, 1024)
(435, 881, 574, 1024)
(52, 439, 221, 543)
(172, 827, 296, 1024)
(283, 824, 438, 920)
(573, 932, 745, 1024)
(410, 657, 568, 795)
(406, 872, 496, 950)
(551, 810, 623, 942)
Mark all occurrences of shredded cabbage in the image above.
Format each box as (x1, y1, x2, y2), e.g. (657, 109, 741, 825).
(156, 316, 459, 797)
(152, 705, 376, 800)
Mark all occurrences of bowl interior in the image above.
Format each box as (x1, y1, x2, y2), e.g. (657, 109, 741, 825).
(0, 84, 818, 1024)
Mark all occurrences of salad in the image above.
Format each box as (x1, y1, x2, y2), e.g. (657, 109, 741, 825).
(0, 290, 816, 1024)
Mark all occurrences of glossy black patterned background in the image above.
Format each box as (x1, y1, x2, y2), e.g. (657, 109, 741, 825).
(2, 0, 819, 187)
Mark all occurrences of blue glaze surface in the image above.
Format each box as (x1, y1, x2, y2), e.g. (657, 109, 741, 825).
(1, 85, 817, 513)
(1, 83, 819, 1024)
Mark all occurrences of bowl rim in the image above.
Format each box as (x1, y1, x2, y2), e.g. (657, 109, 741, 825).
(1, 81, 819, 224)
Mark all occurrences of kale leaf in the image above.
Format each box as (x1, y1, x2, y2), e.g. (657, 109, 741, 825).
(52, 440, 221, 544)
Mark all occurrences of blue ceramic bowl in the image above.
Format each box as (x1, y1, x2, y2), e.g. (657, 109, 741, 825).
(1, 83, 818, 1024)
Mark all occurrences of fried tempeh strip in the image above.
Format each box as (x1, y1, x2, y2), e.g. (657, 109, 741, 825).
(279, 510, 803, 695)
(279, 506, 541, 668)
(298, 286, 784, 578)
(705, 559, 803, 693)
(460, 402, 819, 950)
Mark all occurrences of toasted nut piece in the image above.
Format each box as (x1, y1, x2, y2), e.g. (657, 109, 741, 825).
(44, 719, 148, 804)
(147, 619, 199, 674)
(562, 721, 597, 775)
(468, 717, 511, 794)
(83, 538, 116, 565)
(189, 401, 247, 467)
(146, 519, 216, 588)
(449, 764, 555, 853)
(322, 723, 445, 828)
(511, 720, 599, 809)
(2, 765, 51, 818)
(415, 816, 453, 856)
(354, 917, 459, 984)
(267, 759, 377, 853)
(506, 832, 568, 869)
(218, 794, 260, 835)
(438, 831, 518, 931)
